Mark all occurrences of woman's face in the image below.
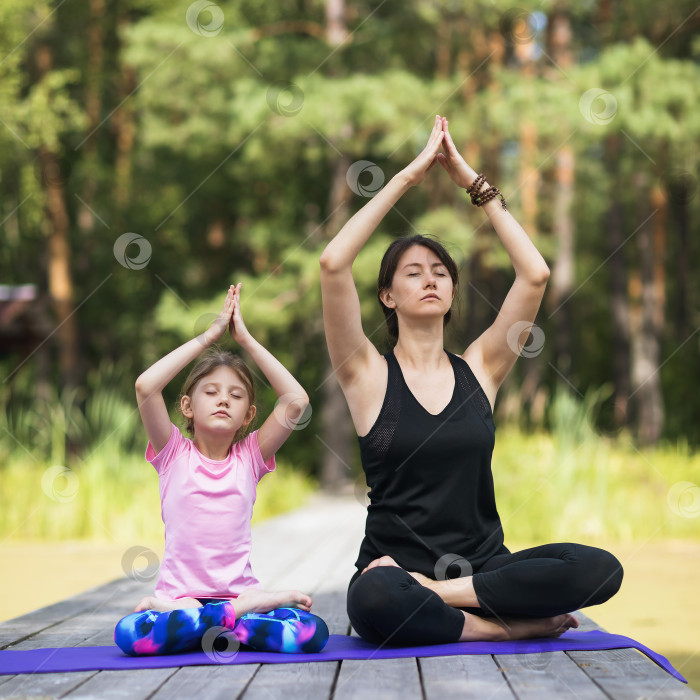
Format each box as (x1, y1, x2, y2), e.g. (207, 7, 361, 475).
(182, 365, 255, 437)
(380, 244, 455, 324)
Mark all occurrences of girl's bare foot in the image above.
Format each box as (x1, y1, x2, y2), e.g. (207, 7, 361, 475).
(234, 588, 313, 618)
(133, 596, 202, 613)
(460, 611, 579, 642)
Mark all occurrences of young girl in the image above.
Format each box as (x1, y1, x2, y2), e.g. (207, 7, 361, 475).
(114, 283, 328, 656)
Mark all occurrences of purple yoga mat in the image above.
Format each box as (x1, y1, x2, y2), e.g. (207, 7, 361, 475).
(0, 630, 686, 683)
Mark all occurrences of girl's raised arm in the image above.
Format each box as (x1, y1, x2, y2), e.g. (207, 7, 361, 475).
(228, 284, 309, 463)
(135, 286, 236, 455)
(319, 115, 445, 388)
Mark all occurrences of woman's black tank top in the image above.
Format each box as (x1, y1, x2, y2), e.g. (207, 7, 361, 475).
(352, 348, 510, 583)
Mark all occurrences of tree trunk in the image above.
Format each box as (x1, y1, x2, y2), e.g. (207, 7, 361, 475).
(629, 172, 664, 445)
(546, 11, 575, 382)
(515, 27, 544, 428)
(112, 8, 136, 222)
(605, 135, 631, 429)
(36, 44, 81, 393)
(76, 0, 106, 234)
(671, 173, 690, 340)
(319, 0, 354, 493)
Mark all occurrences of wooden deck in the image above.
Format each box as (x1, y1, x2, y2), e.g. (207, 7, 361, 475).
(0, 495, 696, 699)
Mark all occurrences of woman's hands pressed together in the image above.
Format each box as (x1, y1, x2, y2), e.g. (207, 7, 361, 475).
(399, 114, 479, 191)
(435, 116, 479, 190)
(399, 114, 445, 187)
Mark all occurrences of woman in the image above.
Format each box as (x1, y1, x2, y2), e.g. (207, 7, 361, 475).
(319, 115, 623, 646)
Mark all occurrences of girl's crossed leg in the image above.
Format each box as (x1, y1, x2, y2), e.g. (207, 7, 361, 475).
(115, 588, 328, 656)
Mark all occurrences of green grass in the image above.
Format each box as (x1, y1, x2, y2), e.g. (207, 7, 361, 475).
(0, 381, 697, 543)
(493, 387, 700, 544)
(0, 438, 316, 542)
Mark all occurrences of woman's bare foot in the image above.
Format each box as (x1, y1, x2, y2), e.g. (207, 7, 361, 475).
(133, 596, 202, 613)
(234, 588, 313, 619)
(460, 611, 579, 642)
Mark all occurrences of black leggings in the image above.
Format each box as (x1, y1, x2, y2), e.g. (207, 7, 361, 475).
(347, 542, 624, 646)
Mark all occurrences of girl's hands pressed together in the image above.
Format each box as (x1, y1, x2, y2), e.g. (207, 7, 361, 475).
(399, 114, 445, 187)
(202, 285, 236, 346)
(229, 282, 253, 346)
(435, 116, 477, 190)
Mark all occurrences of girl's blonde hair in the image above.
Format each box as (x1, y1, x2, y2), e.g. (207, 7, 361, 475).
(178, 346, 256, 444)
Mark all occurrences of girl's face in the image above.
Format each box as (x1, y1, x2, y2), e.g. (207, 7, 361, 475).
(380, 245, 455, 323)
(181, 365, 255, 437)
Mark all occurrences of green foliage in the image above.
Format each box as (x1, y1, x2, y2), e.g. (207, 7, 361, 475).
(0, 0, 699, 494)
(493, 386, 700, 544)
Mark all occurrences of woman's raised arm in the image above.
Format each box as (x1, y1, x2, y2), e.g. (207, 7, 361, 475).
(320, 115, 445, 386)
(437, 118, 550, 396)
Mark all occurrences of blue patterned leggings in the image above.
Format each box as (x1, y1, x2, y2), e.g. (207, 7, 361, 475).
(114, 600, 329, 656)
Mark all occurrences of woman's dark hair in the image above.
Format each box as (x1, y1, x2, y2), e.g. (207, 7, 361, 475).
(377, 235, 459, 341)
(178, 346, 256, 443)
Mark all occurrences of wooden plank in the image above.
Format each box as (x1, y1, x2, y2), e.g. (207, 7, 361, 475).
(241, 661, 337, 700)
(495, 651, 610, 699)
(144, 664, 260, 700)
(420, 654, 515, 700)
(0, 576, 142, 649)
(567, 647, 700, 700)
(334, 658, 423, 700)
(0, 670, 100, 698)
(0, 578, 156, 700)
(5, 579, 150, 650)
(252, 496, 365, 593)
(61, 667, 180, 699)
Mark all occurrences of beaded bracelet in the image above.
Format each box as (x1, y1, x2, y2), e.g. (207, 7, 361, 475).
(466, 173, 486, 196)
(466, 173, 507, 211)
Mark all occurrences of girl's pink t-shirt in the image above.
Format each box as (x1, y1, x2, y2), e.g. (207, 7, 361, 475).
(146, 422, 275, 601)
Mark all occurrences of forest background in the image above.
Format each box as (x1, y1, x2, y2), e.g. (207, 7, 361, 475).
(1, 0, 699, 686)
(0, 3, 699, 681)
